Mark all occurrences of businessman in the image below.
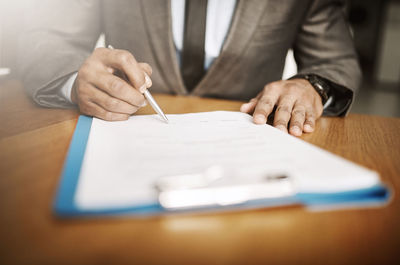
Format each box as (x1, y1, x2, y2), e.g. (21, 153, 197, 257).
(19, 0, 361, 136)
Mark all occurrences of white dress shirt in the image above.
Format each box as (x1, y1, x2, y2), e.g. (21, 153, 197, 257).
(61, 0, 237, 103)
(171, 0, 236, 69)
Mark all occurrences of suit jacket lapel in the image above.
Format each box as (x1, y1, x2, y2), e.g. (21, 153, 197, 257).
(140, 0, 267, 96)
(140, 0, 186, 94)
(192, 0, 268, 96)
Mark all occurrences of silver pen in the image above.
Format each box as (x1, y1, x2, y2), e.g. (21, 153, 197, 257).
(108, 45, 168, 123)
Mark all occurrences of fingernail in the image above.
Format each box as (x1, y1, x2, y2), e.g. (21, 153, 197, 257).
(139, 84, 147, 93)
(304, 124, 313, 132)
(291, 126, 301, 136)
(254, 114, 266, 124)
(240, 103, 249, 112)
(107, 67, 114, 74)
(141, 101, 147, 107)
(276, 125, 287, 132)
(144, 73, 152, 88)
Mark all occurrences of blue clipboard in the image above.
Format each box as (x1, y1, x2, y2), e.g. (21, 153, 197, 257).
(54, 116, 392, 217)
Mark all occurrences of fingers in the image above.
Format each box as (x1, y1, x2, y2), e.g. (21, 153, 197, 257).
(248, 79, 324, 136)
(87, 85, 140, 115)
(96, 48, 148, 93)
(252, 86, 280, 124)
(139, 62, 153, 76)
(304, 109, 316, 133)
(139, 63, 153, 89)
(76, 82, 138, 120)
(240, 98, 258, 113)
(289, 104, 306, 136)
(273, 97, 296, 133)
(74, 48, 155, 121)
(92, 73, 146, 107)
(80, 98, 130, 121)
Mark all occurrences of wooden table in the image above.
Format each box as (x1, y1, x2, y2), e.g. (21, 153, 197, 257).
(1, 80, 400, 265)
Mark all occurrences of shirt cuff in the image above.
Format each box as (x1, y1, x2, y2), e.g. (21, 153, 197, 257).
(60, 72, 78, 104)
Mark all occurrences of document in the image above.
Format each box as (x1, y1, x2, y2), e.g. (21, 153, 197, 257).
(74, 111, 380, 210)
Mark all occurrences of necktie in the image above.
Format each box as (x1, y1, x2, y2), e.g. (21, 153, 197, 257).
(181, 0, 208, 92)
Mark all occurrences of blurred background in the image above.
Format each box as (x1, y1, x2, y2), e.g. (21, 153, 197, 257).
(0, 0, 399, 117)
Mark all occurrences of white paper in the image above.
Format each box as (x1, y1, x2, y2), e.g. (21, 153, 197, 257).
(75, 111, 380, 210)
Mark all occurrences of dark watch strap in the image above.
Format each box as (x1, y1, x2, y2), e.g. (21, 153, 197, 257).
(291, 74, 331, 105)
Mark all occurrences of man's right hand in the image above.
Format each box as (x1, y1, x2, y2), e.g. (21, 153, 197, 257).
(71, 47, 153, 121)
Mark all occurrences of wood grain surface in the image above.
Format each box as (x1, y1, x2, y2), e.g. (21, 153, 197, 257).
(1, 81, 400, 265)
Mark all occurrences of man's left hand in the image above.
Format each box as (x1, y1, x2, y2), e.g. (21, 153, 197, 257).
(240, 79, 324, 136)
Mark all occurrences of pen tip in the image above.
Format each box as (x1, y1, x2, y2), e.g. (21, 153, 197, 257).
(163, 115, 169, 124)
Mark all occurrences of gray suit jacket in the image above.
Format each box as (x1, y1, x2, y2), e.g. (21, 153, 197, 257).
(19, 0, 361, 116)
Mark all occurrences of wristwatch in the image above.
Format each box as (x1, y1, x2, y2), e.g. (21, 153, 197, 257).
(293, 74, 331, 105)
